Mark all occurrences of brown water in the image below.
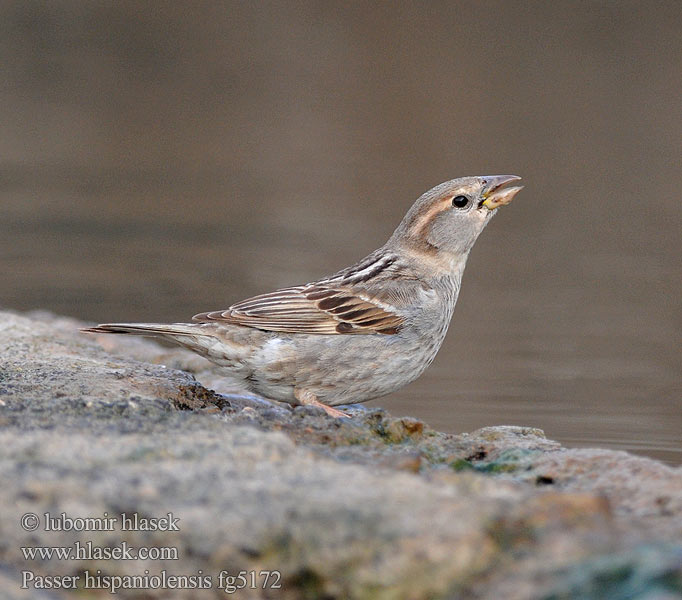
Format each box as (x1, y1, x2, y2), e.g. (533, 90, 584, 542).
(1, 3, 680, 463)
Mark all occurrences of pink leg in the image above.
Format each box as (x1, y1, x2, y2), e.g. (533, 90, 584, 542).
(294, 389, 350, 418)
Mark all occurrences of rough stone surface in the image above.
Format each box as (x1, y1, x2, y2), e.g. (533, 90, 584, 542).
(0, 310, 681, 599)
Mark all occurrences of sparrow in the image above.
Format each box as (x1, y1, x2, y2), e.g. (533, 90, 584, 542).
(83, 175, 522, 417)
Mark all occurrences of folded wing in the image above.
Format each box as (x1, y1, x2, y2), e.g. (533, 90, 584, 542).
(193, 284, 404, 335)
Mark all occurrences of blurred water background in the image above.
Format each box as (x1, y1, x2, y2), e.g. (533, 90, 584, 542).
(1, 2, 680, 463)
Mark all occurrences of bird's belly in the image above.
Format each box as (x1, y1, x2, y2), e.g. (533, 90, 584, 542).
(247, 328, 447, 406)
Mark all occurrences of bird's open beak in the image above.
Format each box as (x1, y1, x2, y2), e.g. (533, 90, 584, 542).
(480, 175, 523, 210)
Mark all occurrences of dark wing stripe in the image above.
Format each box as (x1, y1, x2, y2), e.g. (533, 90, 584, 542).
(338, 308, 371, 320)
(246, 307, 314, 315)
(328, 303, 362, 314)
(305, 288, 337, 300)
(356, 317, 384, 326)
(336, 255, 397, 284)
(348, 257, 397, 283)
(317, 296, 353, 310)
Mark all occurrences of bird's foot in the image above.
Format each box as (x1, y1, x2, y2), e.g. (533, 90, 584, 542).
(317, 402, 351, 418)
(294, 389, 350, 419)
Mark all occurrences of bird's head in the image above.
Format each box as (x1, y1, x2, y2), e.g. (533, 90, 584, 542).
(390, 175, 523, 265)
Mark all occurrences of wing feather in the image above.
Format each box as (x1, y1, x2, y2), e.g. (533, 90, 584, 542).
(192, 284, 404, 335)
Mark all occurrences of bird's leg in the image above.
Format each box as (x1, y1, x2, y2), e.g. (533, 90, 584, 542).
(294, 389, 350, 419)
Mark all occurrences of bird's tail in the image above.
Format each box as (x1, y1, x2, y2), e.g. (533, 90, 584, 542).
(81, 323, 204, 340)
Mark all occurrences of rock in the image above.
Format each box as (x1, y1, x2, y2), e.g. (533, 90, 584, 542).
(0, 309, 681, 599)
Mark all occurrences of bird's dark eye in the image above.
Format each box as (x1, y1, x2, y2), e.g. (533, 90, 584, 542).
(451, 195, 470, 208)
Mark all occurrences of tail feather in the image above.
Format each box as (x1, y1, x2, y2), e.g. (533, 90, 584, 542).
(81, 323, 202, 339)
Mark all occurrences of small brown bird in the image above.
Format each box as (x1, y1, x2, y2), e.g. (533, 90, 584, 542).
(84, 176, 522, 417)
